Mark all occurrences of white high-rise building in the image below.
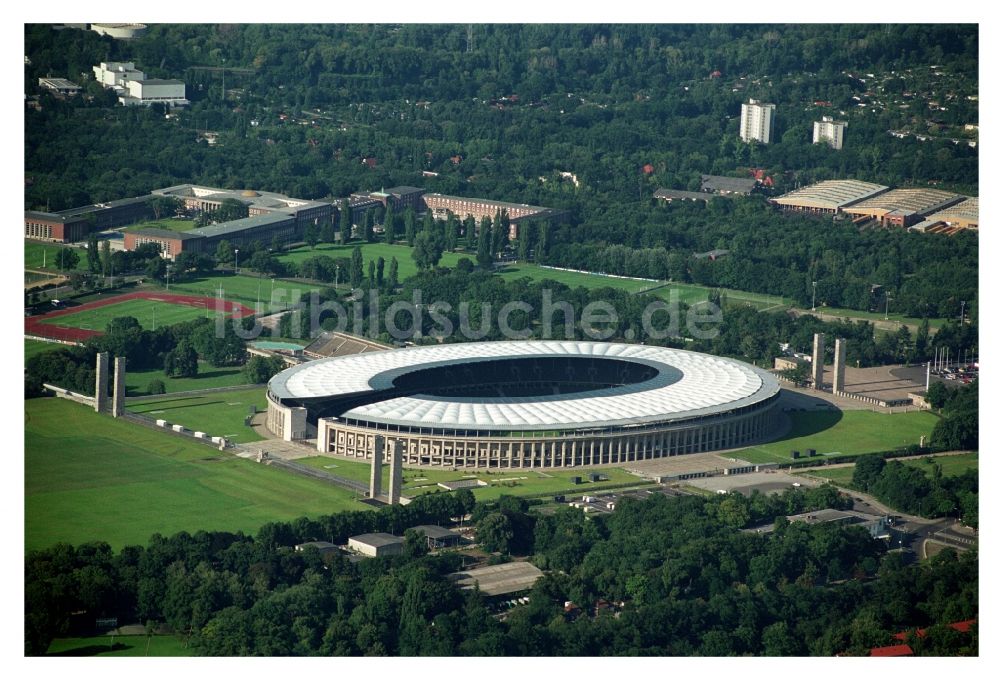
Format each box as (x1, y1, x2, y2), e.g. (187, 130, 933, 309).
(740, 99, 776, 144)
(813, 116, 848, 149)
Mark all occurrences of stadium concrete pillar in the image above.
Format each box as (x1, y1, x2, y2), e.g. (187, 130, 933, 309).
(389, 439, 403, 505)
(833, 338, 847, 393)
(112, 356, 126, 418)
(812, 333, 825, 389)
(94, 352, 110, 413)
(370, 436, 384, 499)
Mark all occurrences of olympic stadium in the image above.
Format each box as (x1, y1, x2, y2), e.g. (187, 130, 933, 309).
(266, 341, 781, 468)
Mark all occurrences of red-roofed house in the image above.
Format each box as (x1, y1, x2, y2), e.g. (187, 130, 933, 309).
(870, 644, 914, 657)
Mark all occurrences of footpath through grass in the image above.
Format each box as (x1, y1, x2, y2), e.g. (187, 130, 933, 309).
(126, 388, 269, 443)
(46, 635, 195, 657)
(295, 456, 646, 501)
(722, 410, 939, 465)
(496, 264, 658, 292)
(278, 241, 474, 281)
(26, 398, 369, 551)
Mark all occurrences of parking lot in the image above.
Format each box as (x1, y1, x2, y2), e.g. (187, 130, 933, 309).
(686, 470, 818, 496)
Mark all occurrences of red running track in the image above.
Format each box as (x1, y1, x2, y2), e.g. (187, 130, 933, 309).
(25, 291, 255, 344)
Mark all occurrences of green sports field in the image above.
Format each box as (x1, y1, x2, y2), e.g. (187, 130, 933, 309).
(159, 274, 325, 309)
(46, 635, 195, 657)
(496, 264, 660, 292)
(126, 388, 269, 443)
(39, 298, 217, 331)
(24, 241, 85, 272)
(25, 398, 369, 551)
(278, 241, 475, 281)
(806, 306, 948, 330)
(125, 364, 248, 395)
(722, 410, 939, 465)
(295, 456, 647, 501)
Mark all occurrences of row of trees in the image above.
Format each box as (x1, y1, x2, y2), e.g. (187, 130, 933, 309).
(852, 452, 978, 526)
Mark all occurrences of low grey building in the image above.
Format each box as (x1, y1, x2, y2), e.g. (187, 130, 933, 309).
(410, 524, 462, 550)
(348, 532, 405, 557)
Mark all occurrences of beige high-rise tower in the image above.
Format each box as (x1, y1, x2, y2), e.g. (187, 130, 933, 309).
(833, 338, 847, 393)
(811, 333, 825, 389)
(740, 99, 776, 144)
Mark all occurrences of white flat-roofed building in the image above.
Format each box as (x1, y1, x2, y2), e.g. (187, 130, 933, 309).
(770, 180, 890, 215)
(93, 61, 145, 89)
(813, 116, 848, 149)
(348, 533, 405, 558)
(121, 79, 189, 107)
(740, 99, 776, 144)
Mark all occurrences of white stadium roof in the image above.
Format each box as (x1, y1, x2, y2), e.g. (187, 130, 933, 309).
(268, 341, 779, 431)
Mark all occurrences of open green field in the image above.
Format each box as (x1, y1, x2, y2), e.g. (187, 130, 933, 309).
(126, 388, 269, 443)
(156, 273, 325, 309)
(24, 241, 85, 272)
(279, 241, 475, 281)
(295, 456, 647, 501)
(123, 217, 196, 234)
(24, 339, 70, 363)
(25, 398, 369, 551)
(39, 298, 216, 332)
(46, 635, 195, 657)
(496, 264, 660, 292)
(125, 364, 248, 395)
(805, 452, 978, 486)
(806, 306, 948, 330)
(722, 410, 939, 465)
(647, 282, 794, 311)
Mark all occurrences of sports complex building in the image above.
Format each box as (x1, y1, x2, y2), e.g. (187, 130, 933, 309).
(266, 341, 781, 468)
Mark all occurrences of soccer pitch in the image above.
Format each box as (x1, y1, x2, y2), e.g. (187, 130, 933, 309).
(38, 298, 215, 331)
(25, 398, 370, 551)
(496, 265, 658, 292)
(162, 274, 325, 309)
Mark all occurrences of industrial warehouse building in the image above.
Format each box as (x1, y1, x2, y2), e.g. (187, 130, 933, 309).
(770, 179, 890, 215)
(265, 341, 781, 468)
(841, 188, 967, 228)
(347, 533, 405, 558)
(916, 196, 979, 233)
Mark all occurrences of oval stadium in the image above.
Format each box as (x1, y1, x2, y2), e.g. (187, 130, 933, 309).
(266, 341, 781, 468)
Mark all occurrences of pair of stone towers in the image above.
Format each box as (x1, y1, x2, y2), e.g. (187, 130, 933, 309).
(94, 352, 126, 417)
(369, 436, 404, 505)
(811, 333, 847, 393)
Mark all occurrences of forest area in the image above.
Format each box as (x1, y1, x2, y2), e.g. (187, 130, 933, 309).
(25, 486, 978, 656)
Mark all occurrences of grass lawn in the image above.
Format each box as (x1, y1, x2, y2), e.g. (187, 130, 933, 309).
(805, 452, 978, 486)
(24, 241, 85, 272)
(46, 635, 195, 657)
(157, 273, 326, 310)
(125, 364, 248, 396)
(24, 339, 70, 363)
(811, 306, 947, 330)
(722, 410, 939, 465)
(123, 217, 196, 234)
(39, 298, 217, 332)
(647, 282, 794, 310)
(496, 264, 659, 292)
(126, 388, 269, 443)
(278, 241, 474, 281)
(25, 398, 370, 551)
(295, 456, 647, 501)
